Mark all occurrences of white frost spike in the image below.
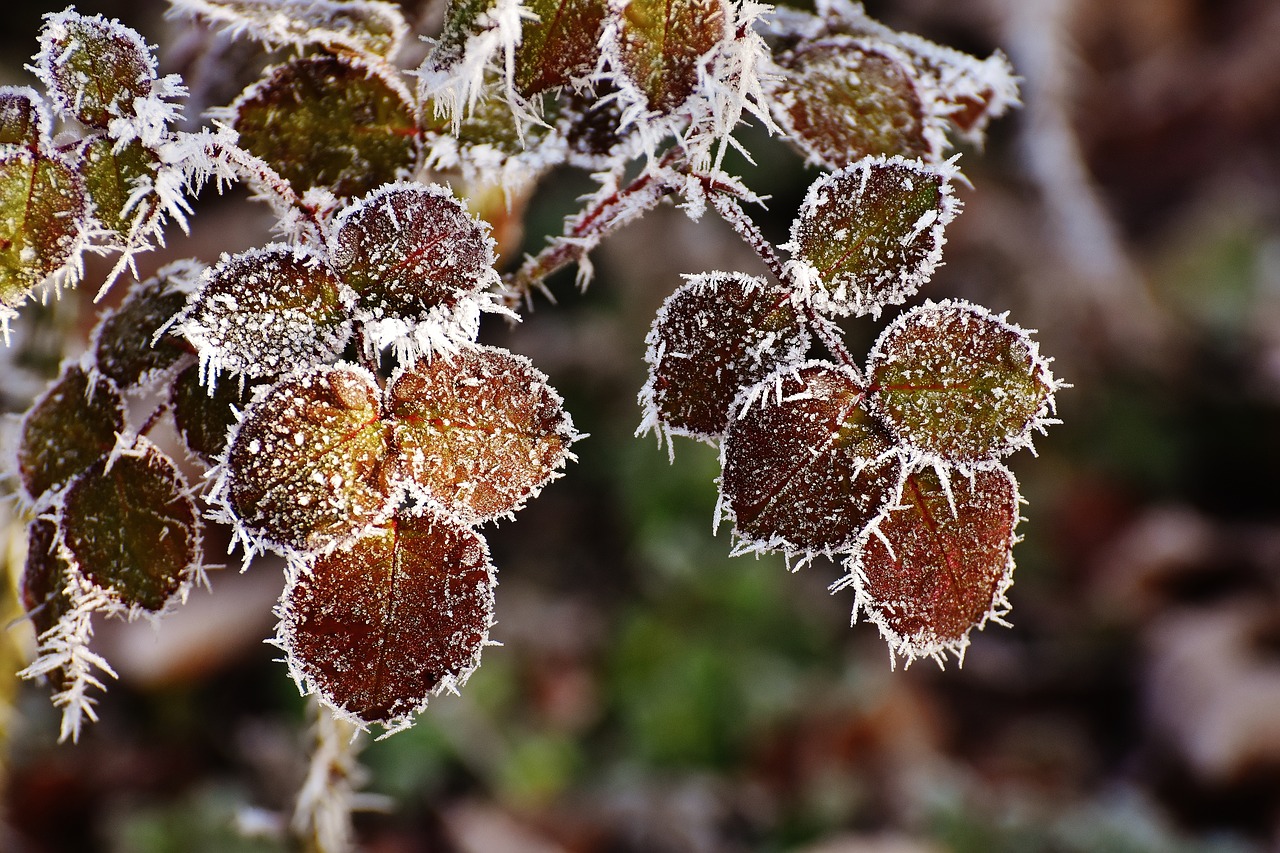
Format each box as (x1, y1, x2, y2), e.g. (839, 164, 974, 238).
(292, 699, 390, 853)
(19, 572, 121, 743)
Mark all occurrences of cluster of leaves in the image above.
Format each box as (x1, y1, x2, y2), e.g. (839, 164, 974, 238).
(6, 0, 1054, 762)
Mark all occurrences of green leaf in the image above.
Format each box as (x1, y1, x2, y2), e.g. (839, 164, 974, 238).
(21, 518, 75, 640)
(770, 36, 933, 168)
(719, 362, 904, 557)
(92, 263, 195, 389)
(75, 137, 160, 236)
(639, 273, 809, 441)
(388, 345, 577, 523)
(848, 463, 1018, 663)
(169, 364, 263, 466)
(174, 245, 352, 380)
(280, 503, 495, 726)
(60, 441, 200, 614)
(330, 183, 499, 322)
(788, 155, 958, 318)
(0, 150, 88, 310)
(0, 86, 51, 148)
(18, 366, 124, 501)
(223, 364, 394, 552)
(231, 54, 419, 198)
(170, 0, 409, 59)
(516, 0, 608, 96)
(612, 0, 726, 114)
(36, 11, 156, 128)
(866, 300, 1058, 462)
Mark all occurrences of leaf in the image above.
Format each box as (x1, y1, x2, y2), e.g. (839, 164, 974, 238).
(75, 137, 160, 236)
(866, 300, 1058, 462)
(848, 463, 1018, 663)
(170, 0, 409, 59)
(388, 345, 577, 523)
(36, 10, 156, 128)
(330, 183, 499, 322)
(231, 54, 419, 198)
(430, 0, 499, 74)
(170, 364, 263, 466)
(21, 518, 75, 640)
(174, 245, 352, 380)
(719, 362, 904, 557)
(516, 0, 608, 96)
(92, 263, 196, 389)
(769, 36, 933, 168)
(612, 0, 726, 114)
(0, 86, 51, 148)
(0, 150, 88, 310)
(280, 503, 495, 726)
(60, 441, 201, 614)
(639, 272, 809, 441)
(787, 155, 958, 318)
(18, 366, 124, 501)
(222, 364, 393, 552)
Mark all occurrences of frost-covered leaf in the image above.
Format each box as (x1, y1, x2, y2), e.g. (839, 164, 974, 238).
(611, 0, 726, 115)
(175, 245, 352, 381)
(516, 0, 608, 96)
(230, 54, 418, 198)
(280, 503, 495, 726)
(21, 518, 75, 641)
(75, 137, 160, 236)
(222, 364, 393, 552)
(867, 300, 1058, 462)
(36, 10, 156, 128)
(170, 364, 262, 466)
(787, 155, 958, 318)
(388, 345, 577, 523)
(61, 441, 200, 614)
(848, 462, 1017, 663)
(330, 183, 499, 322)
(0, 86, 52, 148)
(769, 36, 934, 168)
(639, 273, 808, 442)
(92, 264, 195, 389)
(0, 150, 88, 311)
(559, 83, 633, 167)
(18, 366, 124, 501)
(171, 0, 409, 59)
(719, 362, 903, 557)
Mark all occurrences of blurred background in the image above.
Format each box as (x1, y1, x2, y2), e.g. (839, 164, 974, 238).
(2, 0, 1280, 850)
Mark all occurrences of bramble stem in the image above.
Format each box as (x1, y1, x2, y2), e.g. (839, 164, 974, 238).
(701, 186, 791, 287)
(804, 304, 863, 380)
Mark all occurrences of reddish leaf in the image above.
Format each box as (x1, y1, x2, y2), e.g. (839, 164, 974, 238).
(280, 504, 495, 725)
(516, 0, 608, 96)
(0, 150, 88, 310)
(21, 518, 75, 640)
(93, 264, 195, 389)
(36, 11, 156, 128)
(719, 362, 903, 556)
(330, 183, 499, 322)
(18, 366, 124, 501)
(174, 245, 352, 380)
(612, 0, 726, 114)
(388, 345, 577, 523)
(866, 300, 1058, 462)
(60, 441, 200, 614)
(788, 155, 957, 319)
(0, 86, 51, 148)
(770, 36, 933, 168)
(850, 463, 1018, 662)
(639, 273, 808, 441)
(231, 54, 419, 198)
(223, 364, 394, 552)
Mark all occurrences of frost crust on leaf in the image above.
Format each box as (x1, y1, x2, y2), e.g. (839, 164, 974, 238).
(278, 503, 496, 729)
(169, 0, 410, 59)
(17, 365, 125, 503)
(840, 461, 1019, 666)
(718, 361, 905, 560)
(92, 261, 200, 390)
(638, 271, 809, 445)
(35, 10, 156, 128)
(866, 299, 1059, 463)
(785, 154, 960, 318)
